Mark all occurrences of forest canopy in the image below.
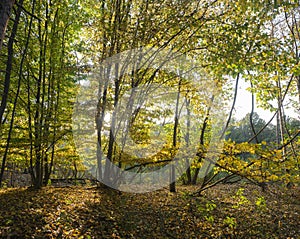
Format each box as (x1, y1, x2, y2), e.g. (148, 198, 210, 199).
(0, 1, 299, 238)
(0, 0, 299, 192)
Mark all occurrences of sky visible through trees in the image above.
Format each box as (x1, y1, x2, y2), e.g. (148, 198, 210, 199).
(0, 0, 299, 237)
(233, 77, 298, 121)
(0, 0, 298, 190)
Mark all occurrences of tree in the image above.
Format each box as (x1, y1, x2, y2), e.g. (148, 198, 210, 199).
(0, 0, 23, 187)
(0, 0, 82, 188)
(1, 0, 299, 191)
(0, 0, 15, 51)
(226, 113, 277, 144)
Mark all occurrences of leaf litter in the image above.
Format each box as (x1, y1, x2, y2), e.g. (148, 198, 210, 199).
(0, 183, 299, 238)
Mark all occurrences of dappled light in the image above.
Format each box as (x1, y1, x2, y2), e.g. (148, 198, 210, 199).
(0, 0, 299, 238)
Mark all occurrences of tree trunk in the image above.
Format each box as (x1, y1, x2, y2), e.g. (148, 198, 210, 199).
(169, 165, 176, 192)
(0, 0, 22, 187)
(0, 0, 16, 127)
(297, 76, 300, 108)
(191, 113, 210, 184)
(184, 98, 192, 184)
(0, 0, 15, 51)
(169, 80, 181, 193)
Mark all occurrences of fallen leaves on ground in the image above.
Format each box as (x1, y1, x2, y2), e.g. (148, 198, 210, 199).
(0, 183, 299, 238)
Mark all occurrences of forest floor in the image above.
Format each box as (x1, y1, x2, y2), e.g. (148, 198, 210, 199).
(0, 183, 299, 239)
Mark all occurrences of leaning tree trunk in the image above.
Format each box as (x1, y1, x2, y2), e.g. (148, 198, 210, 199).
(0, 0, 15, 51)
(0, 0, 15, 124)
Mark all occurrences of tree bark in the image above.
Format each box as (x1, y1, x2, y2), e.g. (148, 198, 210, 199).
(0, 0, 15, 51)
(297, 76, 300, 108)
(0, 0, 16, 128)
(169, 80, 181, 193)
(0, 0, 22, 187)
(184, 98, 192, 184)
(191, 111, 210, 184)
